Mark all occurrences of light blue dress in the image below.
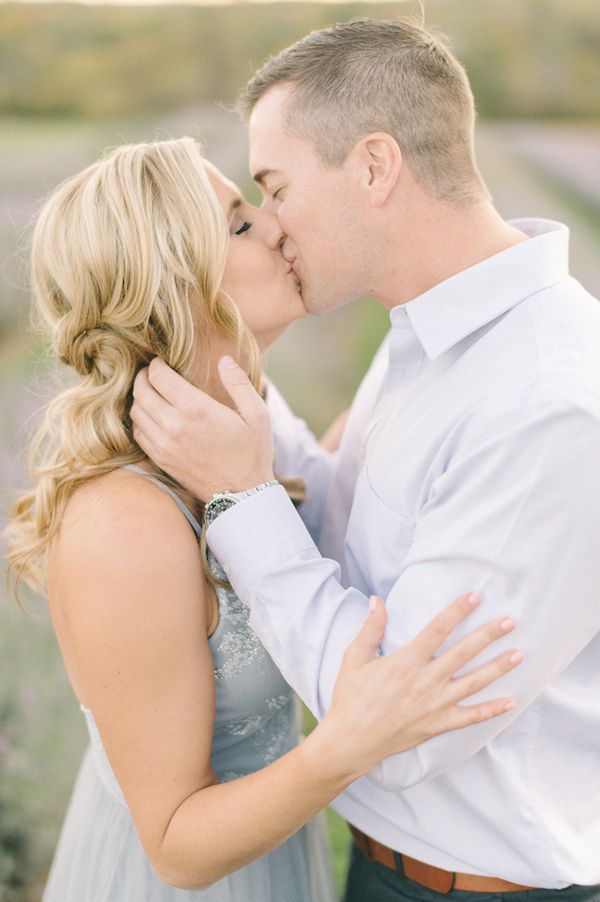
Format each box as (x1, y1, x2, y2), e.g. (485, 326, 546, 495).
(42, 466, 336, 902)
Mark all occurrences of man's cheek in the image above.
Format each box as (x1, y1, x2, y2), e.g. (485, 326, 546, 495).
(280, 204, 307, 236)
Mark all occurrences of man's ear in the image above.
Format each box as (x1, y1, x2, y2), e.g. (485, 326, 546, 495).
(350, 132, 402, 208)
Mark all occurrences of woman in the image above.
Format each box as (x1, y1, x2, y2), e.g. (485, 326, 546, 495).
(6, 138, 520, 901)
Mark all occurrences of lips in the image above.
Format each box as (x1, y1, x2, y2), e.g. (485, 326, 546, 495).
(283, 255, 302, 294)
(285, 261, 301, 290)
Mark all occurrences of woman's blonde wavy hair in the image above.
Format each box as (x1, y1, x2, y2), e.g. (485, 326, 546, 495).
(6, 136, 262, 597)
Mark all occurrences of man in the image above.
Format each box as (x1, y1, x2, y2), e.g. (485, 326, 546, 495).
(131, 19, 600, 901)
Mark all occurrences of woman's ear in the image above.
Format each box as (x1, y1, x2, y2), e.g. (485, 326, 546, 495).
(350, 132, 403, 208)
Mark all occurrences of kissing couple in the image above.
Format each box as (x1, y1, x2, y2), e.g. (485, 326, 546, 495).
(8, 17, 600, 902)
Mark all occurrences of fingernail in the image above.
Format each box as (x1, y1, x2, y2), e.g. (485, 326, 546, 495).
(369, 596, 378, 612)
(499, 617, 515, 632)
(503, 701, 517, 712)
(220, 355, 237, 369)
(508, 650, 523, 664)
(467, 593, 480, 606)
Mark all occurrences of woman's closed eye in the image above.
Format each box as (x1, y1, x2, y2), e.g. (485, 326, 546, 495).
(233, 221, 252, 236)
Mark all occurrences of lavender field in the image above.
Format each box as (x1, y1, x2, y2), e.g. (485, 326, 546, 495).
(1, 111, 599, 899)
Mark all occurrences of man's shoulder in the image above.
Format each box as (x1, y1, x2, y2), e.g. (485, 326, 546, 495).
(457, 371, 600, 458)
(521, 275, 600, 344)
(465, 276, 600, 407)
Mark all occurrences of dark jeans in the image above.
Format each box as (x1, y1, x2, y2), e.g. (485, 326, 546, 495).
(343, 844, 600, 902)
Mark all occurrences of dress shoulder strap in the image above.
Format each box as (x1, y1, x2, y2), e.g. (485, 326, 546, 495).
(122, 464, 202, 541)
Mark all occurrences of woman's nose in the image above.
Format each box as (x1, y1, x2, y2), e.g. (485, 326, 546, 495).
(254, 208, 285, 250)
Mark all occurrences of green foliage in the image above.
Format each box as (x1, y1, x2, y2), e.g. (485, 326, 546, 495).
(0, 0, 598, 120)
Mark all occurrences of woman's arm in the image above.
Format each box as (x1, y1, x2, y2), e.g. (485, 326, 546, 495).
(49, 470, 519, 891)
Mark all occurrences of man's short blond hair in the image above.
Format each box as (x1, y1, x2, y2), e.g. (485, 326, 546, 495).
(238, 18, 490, 206)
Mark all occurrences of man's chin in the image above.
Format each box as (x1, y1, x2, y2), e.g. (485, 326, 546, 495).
(302, 294, 333, 317)
(298, 284, 326, 316)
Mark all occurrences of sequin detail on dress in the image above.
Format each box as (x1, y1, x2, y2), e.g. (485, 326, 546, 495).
(254, 702, 294, 765)
(211, 578, 268, 681)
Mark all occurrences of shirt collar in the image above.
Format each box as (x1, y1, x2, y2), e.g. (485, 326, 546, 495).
(390, 219, 570, 361)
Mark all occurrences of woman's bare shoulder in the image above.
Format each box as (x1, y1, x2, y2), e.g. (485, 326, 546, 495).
(60, 467, 196, 544)
(50, 467, 205, 608)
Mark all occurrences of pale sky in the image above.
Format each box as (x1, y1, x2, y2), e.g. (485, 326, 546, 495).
(4, 0, 409, 5)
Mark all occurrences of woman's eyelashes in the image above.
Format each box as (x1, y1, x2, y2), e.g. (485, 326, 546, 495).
(234, 221, 252, 236)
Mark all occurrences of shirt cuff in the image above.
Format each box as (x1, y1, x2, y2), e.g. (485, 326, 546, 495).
(206, 484, 317, 601)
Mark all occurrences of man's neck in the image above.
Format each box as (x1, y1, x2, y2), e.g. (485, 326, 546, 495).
(373, 200, 529, 310)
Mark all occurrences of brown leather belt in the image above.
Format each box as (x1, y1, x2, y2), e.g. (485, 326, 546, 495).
(350, 825, 534, 894)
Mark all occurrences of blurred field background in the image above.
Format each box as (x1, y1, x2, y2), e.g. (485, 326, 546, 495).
(0, 0, 599, 898)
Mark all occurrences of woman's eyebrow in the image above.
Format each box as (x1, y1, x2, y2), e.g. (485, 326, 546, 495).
(228, 196, 243, 219)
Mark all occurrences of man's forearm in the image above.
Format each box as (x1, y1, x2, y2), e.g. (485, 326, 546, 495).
(206, 487, 521, 792)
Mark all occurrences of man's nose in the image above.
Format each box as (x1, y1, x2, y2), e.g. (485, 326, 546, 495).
(281, 239, 295, 264)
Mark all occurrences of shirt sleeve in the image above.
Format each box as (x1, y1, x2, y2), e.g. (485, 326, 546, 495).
(207, 397, 600, 790)
(264, 378, 336, 541)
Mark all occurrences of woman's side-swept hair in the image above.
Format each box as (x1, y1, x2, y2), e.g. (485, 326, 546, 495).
(6, 137, 261, 596)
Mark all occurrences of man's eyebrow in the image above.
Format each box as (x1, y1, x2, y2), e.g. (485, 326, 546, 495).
(252, 168, 279, 185)
(228, 196, 242, 219)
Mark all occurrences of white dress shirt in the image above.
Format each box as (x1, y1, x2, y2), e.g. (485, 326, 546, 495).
(208, 220, 600, 888)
